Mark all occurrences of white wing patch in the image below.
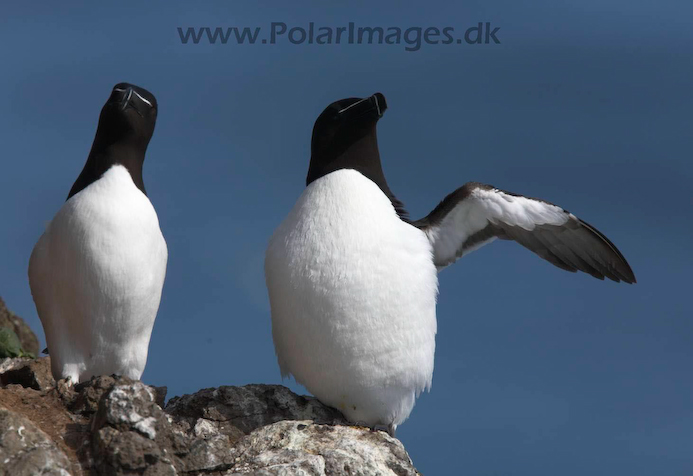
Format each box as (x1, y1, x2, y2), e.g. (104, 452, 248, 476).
(424, 187, 570, 268)
(473, 188, 571, 230)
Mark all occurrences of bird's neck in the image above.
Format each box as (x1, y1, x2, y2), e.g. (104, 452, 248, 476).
(67, 142, 146, 200)
(308, 133, 409, 220)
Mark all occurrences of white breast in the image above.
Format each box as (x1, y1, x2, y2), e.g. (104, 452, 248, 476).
(265, 169, 438, 429)
(29, 165, 168, 382)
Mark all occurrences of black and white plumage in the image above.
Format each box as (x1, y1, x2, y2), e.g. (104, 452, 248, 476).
(265, 92, 635, 435)
(415, 182, 635, 282)
(29, 83, 167, 383)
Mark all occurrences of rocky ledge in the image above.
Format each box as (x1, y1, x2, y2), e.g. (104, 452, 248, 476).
(0, 299, 420, 476)
(0, 358, 420, 476)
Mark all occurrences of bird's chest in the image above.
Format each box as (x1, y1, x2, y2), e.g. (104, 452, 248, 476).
(271, 170, 431, 290)
(53, 166, 163, 262)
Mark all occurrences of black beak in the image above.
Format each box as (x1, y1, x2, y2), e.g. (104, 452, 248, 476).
(371, 92, 387, 117)
(108, 84, 155, 117)
(338, 92, 388, 120)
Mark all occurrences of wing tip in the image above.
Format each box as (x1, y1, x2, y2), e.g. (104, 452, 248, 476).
(612, 262, 637, 284)
(575, 218, 636, 285)
(602, 268, 636, 284)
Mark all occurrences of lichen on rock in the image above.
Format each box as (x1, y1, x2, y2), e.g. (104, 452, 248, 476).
(0, 298, 38, 358)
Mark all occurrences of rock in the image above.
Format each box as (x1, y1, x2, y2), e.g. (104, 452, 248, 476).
(91, 380, 181, 475)
(151, 385, 167, 409)
(0, 357, 30, 375)
(0, 381, 90, 474)
(0, 357, 54, 391)
(164, 384, 418, 476)
(0, 297, 39, 358)
(165, 384, 347, 435)
(227, 420, 420, 476)
(164, 384, 351, 474)
(70, 375, 124, 415)
(0, 406, 72, 476)
(0, 345, 421, 475)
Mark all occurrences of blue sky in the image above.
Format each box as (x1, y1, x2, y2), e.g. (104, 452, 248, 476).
(1, 1, 692, 474)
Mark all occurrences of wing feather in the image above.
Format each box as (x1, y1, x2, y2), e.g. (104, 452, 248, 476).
(412, 183, 636, 283)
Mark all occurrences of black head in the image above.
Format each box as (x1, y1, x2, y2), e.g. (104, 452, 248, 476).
(67, 82, 158, 200)
(98, 82, 158, 142)
(306, 93, 407, 218)
(308, 93, 386, 183)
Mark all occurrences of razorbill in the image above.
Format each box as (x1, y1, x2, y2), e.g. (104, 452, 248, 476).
(265, 92, 636, 435)
(29, 83, 168, 383)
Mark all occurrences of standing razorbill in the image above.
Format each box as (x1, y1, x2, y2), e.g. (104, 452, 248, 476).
(29, 82, 168, 383)
(265, 92, 636, 435)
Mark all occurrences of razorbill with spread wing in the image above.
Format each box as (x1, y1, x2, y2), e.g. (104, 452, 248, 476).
(29, 83, 168, 383)
(265, 93, 635, 435)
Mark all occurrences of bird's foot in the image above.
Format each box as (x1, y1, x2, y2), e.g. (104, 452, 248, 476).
(57, 375, 75, 389)
(352, 421, 396, 438)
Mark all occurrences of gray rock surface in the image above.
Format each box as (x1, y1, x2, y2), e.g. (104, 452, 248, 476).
(165, 384, 347, 435)
(0, 407, 72, 476)
(0, 373, 421, 475)
(91, 380, 180, 476)
(227, 420, 419, 476)
(0, 356, 54, 390)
